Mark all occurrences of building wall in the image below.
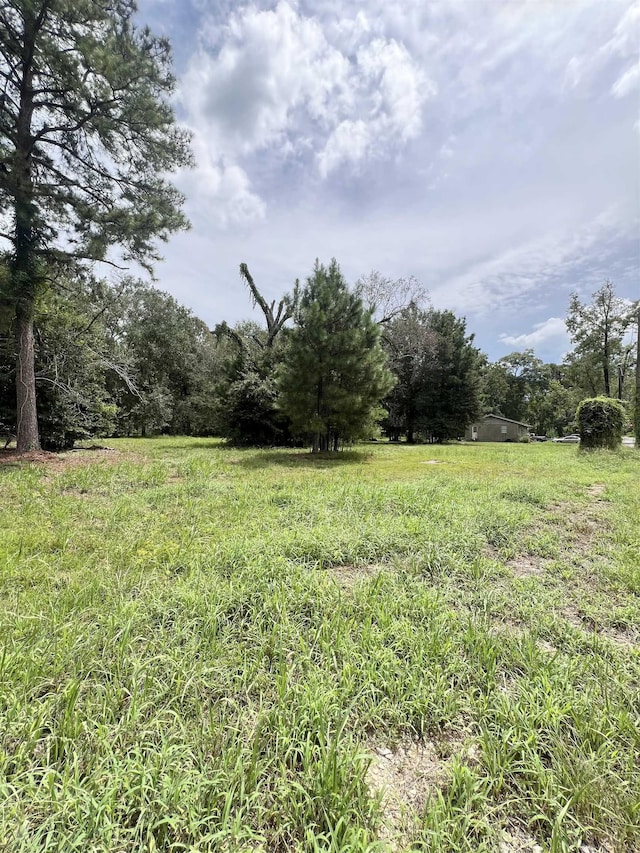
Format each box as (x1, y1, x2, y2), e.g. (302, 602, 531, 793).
(465, 418, 528, 442)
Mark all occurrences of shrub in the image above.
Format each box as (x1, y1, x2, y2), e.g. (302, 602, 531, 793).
(576, 397, 625, 449)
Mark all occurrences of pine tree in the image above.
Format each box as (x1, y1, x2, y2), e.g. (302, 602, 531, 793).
(415, 310, 483, 442)
(635, 306, 640, 447)
(0, 1, 191, 451)
(278, 259, 393, 452)
(566, 282, 634, 400)
(381, 307, 482, 442)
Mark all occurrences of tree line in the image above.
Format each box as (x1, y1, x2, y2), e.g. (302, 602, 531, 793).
(1, 258, 637, 451)
(0, 259, 478, 449)
(1, 2, 638, 452)
(484, 281, 637, 438)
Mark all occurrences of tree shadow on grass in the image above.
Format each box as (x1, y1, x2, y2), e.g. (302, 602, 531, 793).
(231, 449, 374, 470)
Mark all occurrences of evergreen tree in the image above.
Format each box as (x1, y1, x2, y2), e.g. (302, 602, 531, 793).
(414, 310, 483, 442)
(278, 260, 393, 452)
(1, 269, 119, 449)
(211, 320, 292, 445)
(381, 303, 438, 442)
(0, 0, 191, 451)
(381, 307, 482, 442)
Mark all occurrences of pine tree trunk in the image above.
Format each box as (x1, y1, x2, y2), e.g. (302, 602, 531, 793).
(313, 378, 324, 453)
(13, 8, 40, 453)
(15, 299, 40, 452)
(603, 327, 610, 397)
(635, 308, 640, 447)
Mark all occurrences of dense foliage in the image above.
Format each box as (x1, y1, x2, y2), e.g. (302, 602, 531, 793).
(577, 397, 625, 450)
(211, 321, 293, 446)
(0, 273, 218, 448)
(381, 305, 483, 442)
(1, 258, 637, 450)
(278, 260, 393, 452)
(0, 0, 191, 450)
(109, 283, 217, 438)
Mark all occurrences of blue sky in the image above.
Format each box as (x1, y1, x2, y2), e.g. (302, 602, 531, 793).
(136, 0, 639, 362)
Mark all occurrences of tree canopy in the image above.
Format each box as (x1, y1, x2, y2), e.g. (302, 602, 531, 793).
(381, 305, 482, 442)
(566, 281, 635, 399)
(0, 0, 192, 450)
(278, 259, 394, 452)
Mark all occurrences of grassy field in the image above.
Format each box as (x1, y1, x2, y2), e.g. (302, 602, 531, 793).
(0, 438, 638, 852)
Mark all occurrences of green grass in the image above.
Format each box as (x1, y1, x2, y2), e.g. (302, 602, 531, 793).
(1, 439, 639, 852)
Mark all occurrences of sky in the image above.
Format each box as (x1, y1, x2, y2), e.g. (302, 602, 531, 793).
(135, 0, 640, 362)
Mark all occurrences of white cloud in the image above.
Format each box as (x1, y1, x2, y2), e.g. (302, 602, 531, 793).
(177, 1, 433, 221)
(356, 37, 430, 140)
(499, 317, 568, 349)
(317, 119, 371, 177)
(562, 0, 640, 96)
(606, 0, 640, 56)
(563, 55, 581, 89)
(612, 61, 640, 97)
(318, 37, 429, 175)
(191, 2, 351, 155)
(134, 0, 640, 363)
(176, 135, 266, 227)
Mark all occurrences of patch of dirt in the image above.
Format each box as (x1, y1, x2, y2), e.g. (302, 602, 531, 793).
(329, 563, 387, 589)
(499, 825, 543, 853)
(483, 543, 499, 560)
(563, 607, 638, 648)
(586, 483, 606, 498)
(0, 448, 55, 466)
(490, 620, 525, 639)
(563, 607, 598, 632)
(365, 738, 447, 849)
(484, 548, 548, 579)
(421, 460, 446, 465)
(546, 492, 609, 561)
(0, 446, 123, 470)
(564, 514, 601, 535)
(508, 555, 545, 578)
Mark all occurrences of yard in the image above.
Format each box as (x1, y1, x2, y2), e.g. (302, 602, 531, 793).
(0, 439, 638, 852)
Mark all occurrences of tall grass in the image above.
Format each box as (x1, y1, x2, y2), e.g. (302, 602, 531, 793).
(1, 439, 638, 851)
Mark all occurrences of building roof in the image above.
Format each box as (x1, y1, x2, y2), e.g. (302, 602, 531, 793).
(482, 414, 532, 428)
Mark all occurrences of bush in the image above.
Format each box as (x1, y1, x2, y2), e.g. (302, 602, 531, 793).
(576, 397, 625, 449)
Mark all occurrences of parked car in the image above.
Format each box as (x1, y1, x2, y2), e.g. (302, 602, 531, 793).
(529, 434, 548, 442)
(551, 434, 580, 443)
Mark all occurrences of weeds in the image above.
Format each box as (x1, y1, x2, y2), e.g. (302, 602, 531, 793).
(0, 439, 638, 851)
